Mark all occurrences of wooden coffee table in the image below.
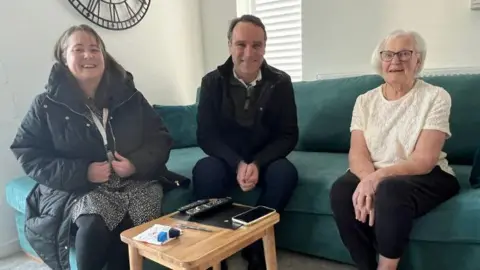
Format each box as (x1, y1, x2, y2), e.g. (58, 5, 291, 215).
(120, 206, 280, 270)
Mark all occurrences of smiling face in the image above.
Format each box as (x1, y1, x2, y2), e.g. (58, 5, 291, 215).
(228, 21, 266, 81)
(380, 35, 420, 85)
(64, 30, 105, 83)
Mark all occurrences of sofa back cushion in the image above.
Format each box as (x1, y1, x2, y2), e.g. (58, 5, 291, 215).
(293, 75, 383, 153)
(153, 104, 198, 149)
(155, 73, 480, 165)
(293, 73, 480, 165)
(422, 74, 480, 165)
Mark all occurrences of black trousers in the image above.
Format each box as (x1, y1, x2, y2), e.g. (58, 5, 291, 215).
(74, 214, 133, 270)
(192, 156, 298, 212)
(192, 156, 298, 258)
(329, 166, 460, 270)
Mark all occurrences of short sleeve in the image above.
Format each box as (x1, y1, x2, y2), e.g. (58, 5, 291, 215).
(423, 89, 452, 138)
(350, 95, 365, 132)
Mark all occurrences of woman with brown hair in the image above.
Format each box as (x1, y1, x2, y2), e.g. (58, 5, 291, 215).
(11, 24, 173, 270)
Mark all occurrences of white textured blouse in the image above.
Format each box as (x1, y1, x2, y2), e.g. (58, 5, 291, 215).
(350, 79, 455, 175)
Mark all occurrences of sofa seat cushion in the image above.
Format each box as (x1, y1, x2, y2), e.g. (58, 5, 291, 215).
(166, 147, 206, 178)
(285, 151, 349, 215)
(411, 188, 480, 243)
(6, 176, 36, 214)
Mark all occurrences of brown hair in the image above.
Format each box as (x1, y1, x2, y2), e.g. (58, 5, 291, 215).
(53, 24, 126, 79)
(227, 14, 267, 42)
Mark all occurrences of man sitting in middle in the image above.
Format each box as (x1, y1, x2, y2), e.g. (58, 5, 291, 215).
(192, 14, 299, 270)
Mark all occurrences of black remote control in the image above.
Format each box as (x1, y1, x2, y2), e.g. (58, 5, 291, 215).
(178, 199, 209, 213)
(185, 197, 233, 217)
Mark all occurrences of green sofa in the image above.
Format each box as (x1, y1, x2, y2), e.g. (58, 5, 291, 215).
(6, 73, 480, 270)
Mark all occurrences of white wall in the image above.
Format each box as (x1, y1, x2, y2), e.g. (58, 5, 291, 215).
(200, 0, 237, 73)
(0, 0, 203, 258)
(201, 0, 480, 80)
(303, 0, 480, 80)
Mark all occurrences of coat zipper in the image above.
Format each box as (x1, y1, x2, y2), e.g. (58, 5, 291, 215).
(45, 92, 137, 270)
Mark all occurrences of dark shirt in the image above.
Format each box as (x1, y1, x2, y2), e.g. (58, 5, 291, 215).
(228, 75, 264, 127)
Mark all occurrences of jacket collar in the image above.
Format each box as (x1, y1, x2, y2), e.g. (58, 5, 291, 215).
(217, 56, 282, 82)
(45, 63, 136, 114)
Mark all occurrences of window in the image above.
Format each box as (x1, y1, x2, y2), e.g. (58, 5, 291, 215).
(237, 0, 303, 82)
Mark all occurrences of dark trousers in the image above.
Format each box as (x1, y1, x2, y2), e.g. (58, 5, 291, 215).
(329, 166, 460, 270)
(192, 156, 298, 258)
(74, 214, 133, 270)
(192, 156, 298, 212)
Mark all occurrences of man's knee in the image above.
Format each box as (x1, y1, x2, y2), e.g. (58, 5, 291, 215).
(193, 156, 227, 183)
(192, 156, 229, 199)
(263, 158, 298, 188)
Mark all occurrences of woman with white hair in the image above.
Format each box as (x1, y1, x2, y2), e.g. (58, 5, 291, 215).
(329, 30, 460, 270)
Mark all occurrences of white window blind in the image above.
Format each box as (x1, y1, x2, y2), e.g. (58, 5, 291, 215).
(250, 0, 303, 82)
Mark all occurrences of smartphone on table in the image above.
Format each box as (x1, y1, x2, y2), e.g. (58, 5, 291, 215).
(231, 205, 276, 226)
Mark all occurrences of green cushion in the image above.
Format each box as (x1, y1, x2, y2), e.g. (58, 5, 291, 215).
(5, 176, 36, 213)
(153, 104, 198, 149)
(410, 188, 480, 243)
(451, 164, 475, 190)
(422, 74, 480, 165)
(166, 147, 206, 178)
(285, 153, 472, 215)
(292, 75, 384, 153)
(470, 148, 480, 188)
(285, 151, 349, 214)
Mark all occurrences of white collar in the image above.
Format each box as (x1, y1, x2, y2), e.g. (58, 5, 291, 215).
(233, 68, 262, 87)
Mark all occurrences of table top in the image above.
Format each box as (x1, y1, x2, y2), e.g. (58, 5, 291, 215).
(120, 207, 280, 269)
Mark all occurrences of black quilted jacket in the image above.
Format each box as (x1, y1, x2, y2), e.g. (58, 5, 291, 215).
(10, 63, 173, 270)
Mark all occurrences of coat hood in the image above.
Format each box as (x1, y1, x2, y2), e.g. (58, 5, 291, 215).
(45, 62, 137, 114)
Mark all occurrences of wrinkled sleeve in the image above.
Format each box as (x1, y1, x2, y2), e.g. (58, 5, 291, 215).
(10, 95, 91, 192)
(253, 77, 299, 168)
(127, 93, 173, 179)
(196, 76, 242, 171)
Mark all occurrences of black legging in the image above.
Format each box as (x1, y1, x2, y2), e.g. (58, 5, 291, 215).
(330, 166, 460, 270)
(74, 214, 133, 270)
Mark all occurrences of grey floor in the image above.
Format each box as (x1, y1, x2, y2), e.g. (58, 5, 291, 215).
(1, 250, 355, 270)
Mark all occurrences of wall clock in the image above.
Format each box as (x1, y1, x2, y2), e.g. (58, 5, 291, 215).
(68, 0, 151, 31)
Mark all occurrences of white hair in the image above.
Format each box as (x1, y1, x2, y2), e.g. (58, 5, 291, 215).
(371, 29, 427, 76)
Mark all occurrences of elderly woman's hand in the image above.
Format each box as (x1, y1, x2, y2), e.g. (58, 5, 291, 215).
(352, 171, 385, 226)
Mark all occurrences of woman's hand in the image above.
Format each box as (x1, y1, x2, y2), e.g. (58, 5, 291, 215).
(112, 152, 136, 178)
(352, 171, 385, 226)
(87, 162, 110, 183)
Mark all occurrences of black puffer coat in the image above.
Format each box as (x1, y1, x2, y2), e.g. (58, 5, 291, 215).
(10, 63, 174, 270)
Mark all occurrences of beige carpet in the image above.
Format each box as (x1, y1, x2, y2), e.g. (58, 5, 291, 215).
(0, 250, 355, 270)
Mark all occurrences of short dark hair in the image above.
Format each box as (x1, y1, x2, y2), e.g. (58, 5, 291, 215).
(227, 14, 267, 42)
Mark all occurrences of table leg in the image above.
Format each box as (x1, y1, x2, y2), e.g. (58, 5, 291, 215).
(262, 227, 278, 270)
(212, 262, 222, 270)
(128, 245, 143, 270)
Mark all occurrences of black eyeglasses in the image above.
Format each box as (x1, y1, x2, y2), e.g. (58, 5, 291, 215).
(379, 50, 414, 62)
